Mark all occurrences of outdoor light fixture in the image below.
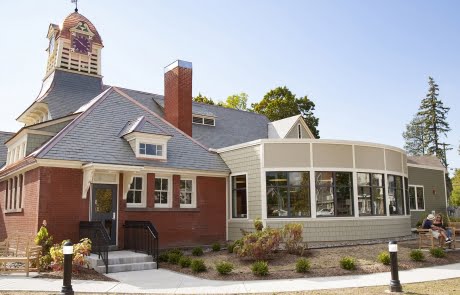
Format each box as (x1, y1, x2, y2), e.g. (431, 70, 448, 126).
(388, 241, 402, 293)
(60, 241, 74, 295)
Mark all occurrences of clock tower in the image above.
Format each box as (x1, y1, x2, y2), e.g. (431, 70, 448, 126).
(46, 11, 103, 77)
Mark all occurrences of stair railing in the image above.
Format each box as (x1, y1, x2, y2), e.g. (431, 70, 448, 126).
(79, 221, 110, 274)
(124, 220, 159, 268)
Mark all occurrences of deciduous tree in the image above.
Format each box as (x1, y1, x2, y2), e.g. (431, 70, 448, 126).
(450, 169, 460, 206)
(223, 93, 248, 110)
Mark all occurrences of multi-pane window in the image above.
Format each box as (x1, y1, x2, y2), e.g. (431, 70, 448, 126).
(232, 175, 247, 218)
(316, 172, 353, 217)
(404, 177, 410, 215)
(127, 177, 143, 205)
(266, 171, 310, 218)
(4, 174, 24, 212)
(388, 175, 404, 215)
(155, 178, 169, 207)
(139, 143, 162, 157)
(409, 185, 425, 211)
(180, 179, 195, 207)
(192, 115, 215, 126)
(357, 173, 386, 216)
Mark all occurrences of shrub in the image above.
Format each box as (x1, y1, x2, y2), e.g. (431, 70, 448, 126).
(212, 242, 221, 252)
(178, 256, 192, 268)
(50, 238, 92, 271)
(377, 251, 390, 265)
(215, 261, 234, 275)
(158, 252, 169, 263)
(232, 239, 244, 254)
(190, 259, 207, 273)
(192, 247, 204, 256)
(227, 243, 235, 253)
(295, 258, 311, 273)
(410, 249, 425, 261)
(168, 252, 182, 264)
(235, 228, 281, 260)
(282, 223, 304, 254)
(168, 248, 183, 256)
(254, 218, 264, 231)
(430, 247, 446, 258)
(340, 256, 356, 270)
(251, 260, 269, 276)
(34, 223, 53, 271)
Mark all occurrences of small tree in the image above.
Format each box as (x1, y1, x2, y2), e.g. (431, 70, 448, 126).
(223, 93, 249, 110)
(451, 169, 460, 206)
(193, 93, 215, 105)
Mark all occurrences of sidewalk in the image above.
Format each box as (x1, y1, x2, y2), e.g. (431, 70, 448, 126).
(0, 263, 459, 294)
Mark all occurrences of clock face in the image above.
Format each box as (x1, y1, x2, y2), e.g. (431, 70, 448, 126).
(72, 34, 91, 54)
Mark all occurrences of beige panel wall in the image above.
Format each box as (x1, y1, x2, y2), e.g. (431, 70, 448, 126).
(228, 217, 411, 241)
(408, 166, 447, 227)
(264, 143, 310, 168)
(220, 145, 262, 219)
(355, 146, 385, 170)
(285, 123, 313, 139)
(385, 150, 402, 173)
(312, 144, 353, 168)
(402, 154, 408, 174)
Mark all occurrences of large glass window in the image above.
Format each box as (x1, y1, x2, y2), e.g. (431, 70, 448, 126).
(388, 175, 404, 215)
(409, 185, 425, 211)
(315, 172, 353, 217)
(266, 172, 310, 218)
(127, 177, 143, 205)
(232, 175, 247, 218)
(155, 177, 170, 207)
(404, 177, 410, 215)
(357, 173, 386, 216)
(180, 179, 195, 208)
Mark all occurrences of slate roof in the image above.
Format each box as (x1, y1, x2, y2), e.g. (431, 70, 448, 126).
(118, 116, 170, 137)
(0, 132, 14, 167)
(407, 155, 445, 169)
(36, 88, 229, 173)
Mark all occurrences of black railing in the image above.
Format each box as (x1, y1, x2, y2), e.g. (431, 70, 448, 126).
(79, 221, 110, 274)
(124, 220, 159, 268)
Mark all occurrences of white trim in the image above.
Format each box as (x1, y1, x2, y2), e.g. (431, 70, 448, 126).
(260, 143, 266, 224)
(192, 115, 216, 126)
(225, 176, 229, 241)
(443, 171, 448, 209)
(409, 184, 425, 211)
(37, 159, 83, 169)
(229, 172, 249, 220)
(154, 175, 172, 208)
(179, 176, 197, 208)
(126, 175, 146, 208)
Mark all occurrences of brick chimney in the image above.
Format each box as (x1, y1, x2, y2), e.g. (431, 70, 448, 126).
(164, 60, 193, 136)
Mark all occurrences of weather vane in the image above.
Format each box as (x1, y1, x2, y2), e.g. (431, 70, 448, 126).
(71, 0, 78, 12)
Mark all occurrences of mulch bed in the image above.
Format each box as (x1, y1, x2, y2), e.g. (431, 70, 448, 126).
(36, 266, 117, 282)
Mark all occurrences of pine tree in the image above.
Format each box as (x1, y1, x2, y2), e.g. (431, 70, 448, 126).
(402, 115, 427, 156)
(416, 77, 451, 167)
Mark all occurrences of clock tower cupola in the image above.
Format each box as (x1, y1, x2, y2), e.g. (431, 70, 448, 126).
(46, 11, 103, 77)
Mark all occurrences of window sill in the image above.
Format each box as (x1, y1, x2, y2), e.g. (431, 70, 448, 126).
(5, 208, 23, 214)
(126, 207, 200, 212)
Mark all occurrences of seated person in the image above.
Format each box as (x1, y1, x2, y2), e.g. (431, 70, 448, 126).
(433, 213, 453, 241)
(422, 214, 452, 244)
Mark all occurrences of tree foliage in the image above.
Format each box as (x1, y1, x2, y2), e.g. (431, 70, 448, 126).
(193, 93, 215, 105)
(402, 115, 427, 156)
(251, 86, 320, 138)
(451, 169, 460, 206)
(416, 76, 451, 167)
(223, 93, 248, 110)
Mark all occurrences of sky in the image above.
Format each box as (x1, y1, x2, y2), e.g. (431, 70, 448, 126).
(0, 0, 459, 172)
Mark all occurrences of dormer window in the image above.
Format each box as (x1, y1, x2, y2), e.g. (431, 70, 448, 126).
(139, 143, 163, 157)
(192, 115, 215, 126)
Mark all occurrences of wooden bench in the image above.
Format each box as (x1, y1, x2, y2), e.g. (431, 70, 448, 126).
(417, 226, 456, 249)
(0, 235, 42, 277)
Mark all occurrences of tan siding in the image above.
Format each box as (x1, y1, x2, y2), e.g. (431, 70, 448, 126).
(402, 154, 408, 174)
(264, 143, 310, 168)
(385, 149, 402, 173)
(220, 145, 262, 219)
(312, 143, 353, 168)
(408, 166, 447, 227)
(285, 123, 312, 139)
(355, 146, 385, 170)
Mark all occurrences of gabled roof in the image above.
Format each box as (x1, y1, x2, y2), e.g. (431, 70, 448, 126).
(0, 131, 14, 168)
(268, 114, 316, 139)
(407, 155, 445, 169)
(154, 97, 216, 117)
(34, 88, 229, 173)
(119, 116, 170, 137)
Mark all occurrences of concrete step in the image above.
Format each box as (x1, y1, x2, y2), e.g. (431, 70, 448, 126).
(86, 250, 156, 273)
(95, 261, 157, 273)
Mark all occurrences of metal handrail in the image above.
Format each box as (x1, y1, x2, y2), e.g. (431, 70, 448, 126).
(124, 220, 159, 268)
(79, 221, 110, 274)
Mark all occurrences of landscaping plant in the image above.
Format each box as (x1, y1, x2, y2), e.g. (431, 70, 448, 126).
(339, 256, 356, 270)
(282, 223, 304, 254)
(192, 247, 204, 256)
(215, 261, 234, 275)
(377, 251, 391, 265)
(158, 252, 169, 262)
(227, 242, 235, 253)
(251, 260, 269, 276)
(410, 249, 425, 261)
(34, 223, 53, 270)
(430, 247, 446, 258)
(168, 252, 182, 264)
(212, 242, 221, 252)
(295, 258, 311, 273)
(235, 227, 281, 260)
(254, 218, 264, 231)
(190, 259, 207, 273)
(49, 238, 91, 271)
(178, 256, 192, 268)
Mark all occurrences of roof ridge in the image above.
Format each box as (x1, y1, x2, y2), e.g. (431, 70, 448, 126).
(113, 87, 212, 152)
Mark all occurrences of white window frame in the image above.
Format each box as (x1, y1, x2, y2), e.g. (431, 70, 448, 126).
(192, 115, 215, 126)
(4, 173, 25, 213)
(230, 173, 249, 219)
(139, 143, 164, 157)
(409, 185, 425, 211)
(154, 175, 172, 208)
(180, 177, 196, 208)
(126, 175, 146, 208)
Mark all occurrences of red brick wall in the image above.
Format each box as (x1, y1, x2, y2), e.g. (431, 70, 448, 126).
(122, 175, 226, 248)
(164, 64, 192, 136)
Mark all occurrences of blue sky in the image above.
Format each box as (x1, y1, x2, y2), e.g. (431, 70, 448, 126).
(0, 0, 458, 172)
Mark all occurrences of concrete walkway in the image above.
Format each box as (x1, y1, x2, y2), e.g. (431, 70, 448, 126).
(0, 263, 459, 294)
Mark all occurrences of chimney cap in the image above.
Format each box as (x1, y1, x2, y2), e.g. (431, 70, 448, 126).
(165, 60, 192, 73)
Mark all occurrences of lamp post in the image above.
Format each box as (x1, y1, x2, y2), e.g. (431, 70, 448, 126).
(388, 240, 402, 293)
(60, 241, 74, 295)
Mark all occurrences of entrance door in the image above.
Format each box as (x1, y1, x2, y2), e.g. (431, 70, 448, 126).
(91, 184, 117, 245)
